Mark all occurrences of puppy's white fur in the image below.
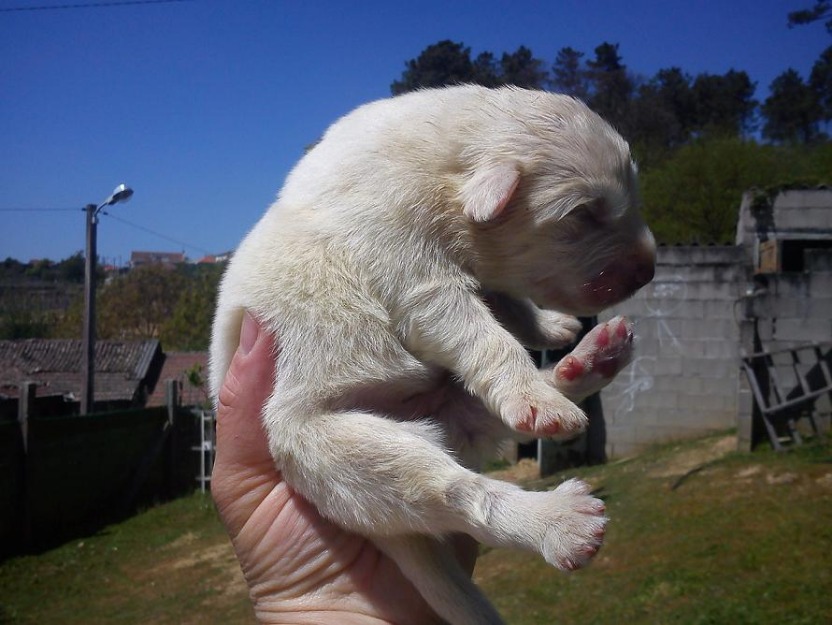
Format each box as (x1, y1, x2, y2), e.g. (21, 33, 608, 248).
(211, 85, 655, 625)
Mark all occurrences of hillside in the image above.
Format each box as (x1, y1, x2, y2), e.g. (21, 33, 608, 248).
(0, 432, 829, 624)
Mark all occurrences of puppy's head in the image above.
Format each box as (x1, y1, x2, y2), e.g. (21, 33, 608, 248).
(460, 93, 655, 316)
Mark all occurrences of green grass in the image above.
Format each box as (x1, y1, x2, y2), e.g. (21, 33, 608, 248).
(477, 435, 832, 625)
(0, 495, 255, 625)
(1, 433, 830, 624)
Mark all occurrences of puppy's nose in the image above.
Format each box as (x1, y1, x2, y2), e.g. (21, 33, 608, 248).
(632, 258, 655, 289)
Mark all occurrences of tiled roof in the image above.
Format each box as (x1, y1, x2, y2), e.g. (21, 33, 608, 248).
(0, 338, 161, 402)
(146, 351, 210, 407)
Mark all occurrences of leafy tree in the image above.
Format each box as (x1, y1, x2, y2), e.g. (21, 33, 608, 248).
(24, 259, 55, 281)
(788, 1, 832, 33)
(629, 68, 696, 164)
(810, 45, 832, 126)
(586, 42, 635, 135)
(93, 265, 186, 340)
(641, 138, 832, 244)
(0, 307, 52, 339)
(0, 257, 26, 281)
(550, 47, 589, 100)
(471, 51, 500, 87)
(160, 264, 223, 351)
(391, 40, 476, 95)
(762, 69, 823, 143)
(56, 252, 86, 283)
(499, 45, 548, 89)
(691, 70, 757, 136)
(391, 41, 549, 94)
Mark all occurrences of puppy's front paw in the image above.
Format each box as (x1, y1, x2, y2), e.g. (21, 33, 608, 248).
(535, 310, 583, 347)
(553, 316, 634, 401)
(539, 478, 607, 571)
(503, 382, 587, 439)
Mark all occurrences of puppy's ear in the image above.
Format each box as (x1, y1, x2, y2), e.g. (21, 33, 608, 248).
(461, 163, 520, 222)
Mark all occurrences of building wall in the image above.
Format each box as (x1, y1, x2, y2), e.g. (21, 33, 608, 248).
(597, 246, 749, 458)
(736, 253, 832, 448)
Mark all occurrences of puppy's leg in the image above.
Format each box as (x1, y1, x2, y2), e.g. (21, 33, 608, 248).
(266, 403, 606, 573)
(374, 535, 505, 625)
(399, 283, 586, 439)
(485, 291, 582, 350)
(551, 315, 634, 402)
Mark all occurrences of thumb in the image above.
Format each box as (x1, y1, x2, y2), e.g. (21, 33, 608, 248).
(214, 311, 276, 471)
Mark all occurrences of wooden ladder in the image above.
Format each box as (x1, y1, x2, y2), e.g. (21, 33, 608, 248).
(740, 342, 832, 451)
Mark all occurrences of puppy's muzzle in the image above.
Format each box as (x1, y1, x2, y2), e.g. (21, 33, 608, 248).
(584, 251, 655, 309)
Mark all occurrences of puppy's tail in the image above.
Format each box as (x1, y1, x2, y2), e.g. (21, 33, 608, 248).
(374, 534, 505, 625)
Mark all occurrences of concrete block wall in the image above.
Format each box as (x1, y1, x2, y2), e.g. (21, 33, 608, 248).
(598, 246, 748, 458)
(740, 253, 832, 446)
(748, 268, 832, 351)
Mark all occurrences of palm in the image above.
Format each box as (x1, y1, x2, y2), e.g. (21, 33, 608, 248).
(210, 318, 450, 624)
(214, 463, 442, 624)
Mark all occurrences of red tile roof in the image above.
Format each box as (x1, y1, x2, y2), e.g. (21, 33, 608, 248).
(146, 351, 210, 407)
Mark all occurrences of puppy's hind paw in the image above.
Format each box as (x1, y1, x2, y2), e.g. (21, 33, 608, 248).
(553, 316, 634, 401)
(541, 478, 607, 572)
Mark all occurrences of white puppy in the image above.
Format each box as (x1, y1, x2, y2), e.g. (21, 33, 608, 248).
(211, 85, 655, 625)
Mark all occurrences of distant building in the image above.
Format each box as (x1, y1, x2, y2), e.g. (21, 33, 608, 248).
(0, 339, 210, 417)
(196, 251, 233, 264)
(0, 338, 164, 416)
(145, 351, 209, 408)
(130, 251, 185, 269)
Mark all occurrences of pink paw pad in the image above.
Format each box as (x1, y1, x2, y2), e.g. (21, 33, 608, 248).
(516, 406, 537, 432)
(552, 316, 634, 400)
(556, 356, 585, 382)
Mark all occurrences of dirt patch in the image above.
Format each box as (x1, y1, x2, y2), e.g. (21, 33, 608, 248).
(487, 458, 540, 484)
(816, 473, 832, 488)
(143, 533, 248, 606)
(647, 435, 737, 479)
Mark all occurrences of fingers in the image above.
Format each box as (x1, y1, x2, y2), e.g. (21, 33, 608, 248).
(214, 311, 277, 470)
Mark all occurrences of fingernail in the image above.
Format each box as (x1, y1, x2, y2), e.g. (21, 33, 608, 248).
(239, 311, 259, 355)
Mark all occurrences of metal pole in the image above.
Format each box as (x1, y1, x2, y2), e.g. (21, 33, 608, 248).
(80, 204, 97, 415)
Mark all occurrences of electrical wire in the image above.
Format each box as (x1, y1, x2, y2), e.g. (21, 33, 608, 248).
(0, 207, 81, 212)
(101, 210, 214, 256)
(0, 0, 192, 12)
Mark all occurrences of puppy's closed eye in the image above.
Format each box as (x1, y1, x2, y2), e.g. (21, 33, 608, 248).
(572, 199, 609, 227)
(574, 197, 627, 226)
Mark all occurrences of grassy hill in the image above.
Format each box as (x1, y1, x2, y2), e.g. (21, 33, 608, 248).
(1, 432, 830, 624)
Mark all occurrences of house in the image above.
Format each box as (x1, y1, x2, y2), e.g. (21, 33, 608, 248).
(0, 338, 164, 417)
(129, 251, 185, 269)
(145, 351, 210, 408)
(196, 251, 233, 265)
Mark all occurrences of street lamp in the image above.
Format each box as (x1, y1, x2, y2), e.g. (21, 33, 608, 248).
(80, 184, 134, 415)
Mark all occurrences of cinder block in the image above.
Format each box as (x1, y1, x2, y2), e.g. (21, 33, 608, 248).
(640, 392, 678, 409)
(673, 300, 706, 319)
(771, 275, 810, 299)
(682, 318, 735, 340)
(807, 298, 832, 320)
(704, 300, 739, 320)
(650, 356, 683, 376)
(773, 317, 831, 343)
(704, 339, 739, 359)
(684, 358, 738, 380)
(694, 376, 738, 399)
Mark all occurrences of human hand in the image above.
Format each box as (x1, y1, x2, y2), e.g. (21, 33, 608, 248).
(211, 312, 477, 624)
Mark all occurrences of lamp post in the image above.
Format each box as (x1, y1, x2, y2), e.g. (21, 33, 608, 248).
(80, 184, 133, 415)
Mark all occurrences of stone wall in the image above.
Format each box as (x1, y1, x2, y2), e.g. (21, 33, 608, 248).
(597, 246, 749, 458)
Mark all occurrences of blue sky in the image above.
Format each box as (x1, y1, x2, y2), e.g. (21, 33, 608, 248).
(1, 0, 828, 264)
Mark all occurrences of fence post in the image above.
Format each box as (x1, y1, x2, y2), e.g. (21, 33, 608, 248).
(165, 380, 180, 497)
(17, 381, 36, 549)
